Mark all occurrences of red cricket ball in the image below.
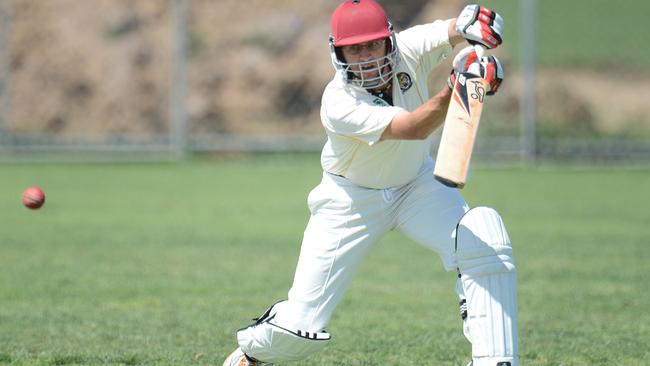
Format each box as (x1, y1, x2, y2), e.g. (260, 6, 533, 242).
(22, 186, 46, 210)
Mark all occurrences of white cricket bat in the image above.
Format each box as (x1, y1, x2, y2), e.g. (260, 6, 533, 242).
(434, 46, 488, 189)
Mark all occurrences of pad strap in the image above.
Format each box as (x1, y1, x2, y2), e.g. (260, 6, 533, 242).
(237, 301, 331, 363)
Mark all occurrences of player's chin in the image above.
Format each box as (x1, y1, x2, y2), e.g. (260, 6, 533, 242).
(355, 70, 379, 81)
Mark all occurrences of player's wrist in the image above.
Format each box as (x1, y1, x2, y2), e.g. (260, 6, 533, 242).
(447, 71, 455, 91)
(447, 18, 464, 47)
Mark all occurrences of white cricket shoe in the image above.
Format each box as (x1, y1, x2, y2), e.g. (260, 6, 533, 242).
(222, 347, 272, 366)
(466, 361, 513, 366)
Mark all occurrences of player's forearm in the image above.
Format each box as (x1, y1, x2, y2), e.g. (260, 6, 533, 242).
(411, 87, 453, 138)
(381, 86, 452, 140)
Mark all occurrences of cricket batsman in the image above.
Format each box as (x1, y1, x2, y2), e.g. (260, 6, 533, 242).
(224, 1, 516, 365)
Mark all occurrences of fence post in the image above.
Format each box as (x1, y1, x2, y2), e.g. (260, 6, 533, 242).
(520, 0, 537, 164)
(169, 0, 188, 156)
(0, 1, 10, 145)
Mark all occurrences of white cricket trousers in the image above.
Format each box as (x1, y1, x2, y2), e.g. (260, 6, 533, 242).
(274, 162, 469, 332)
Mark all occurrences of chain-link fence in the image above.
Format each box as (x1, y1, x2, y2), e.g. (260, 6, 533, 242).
(1, 0, 649, 162)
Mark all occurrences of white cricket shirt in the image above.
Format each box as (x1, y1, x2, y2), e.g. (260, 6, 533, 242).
(320, 20, 453, 189)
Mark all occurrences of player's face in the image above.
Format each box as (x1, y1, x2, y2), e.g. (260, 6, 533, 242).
(340, 39, 388, 80)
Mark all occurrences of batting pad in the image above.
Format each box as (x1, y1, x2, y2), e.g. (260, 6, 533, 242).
(237, 301, 331, 363)
(455, 207, 519, 366)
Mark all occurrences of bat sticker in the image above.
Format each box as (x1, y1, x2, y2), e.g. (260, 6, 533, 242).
(454, 74, 471, 116)
(469, 80, 486, 102)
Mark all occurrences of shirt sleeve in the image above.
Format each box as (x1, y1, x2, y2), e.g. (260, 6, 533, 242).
(397, 19, 454, 75)
(321, 86, 404, 146)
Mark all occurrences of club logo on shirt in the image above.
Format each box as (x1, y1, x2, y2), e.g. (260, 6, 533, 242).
(397, 72, 412, 92)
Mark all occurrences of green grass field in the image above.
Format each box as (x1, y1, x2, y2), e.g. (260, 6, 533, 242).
(1, 154, 649, 365)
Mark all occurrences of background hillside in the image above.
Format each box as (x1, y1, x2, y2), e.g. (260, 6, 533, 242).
(2, 0, 650, 146)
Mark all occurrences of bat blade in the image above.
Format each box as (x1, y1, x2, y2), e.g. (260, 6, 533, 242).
(434, 71, 488, 189)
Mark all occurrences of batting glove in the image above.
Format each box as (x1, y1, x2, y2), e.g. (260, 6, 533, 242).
(479, 54, 504, 95)
(447, 46, 480, 90)
(455, 4, 504, 49)
(447, 46, 504, 95)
